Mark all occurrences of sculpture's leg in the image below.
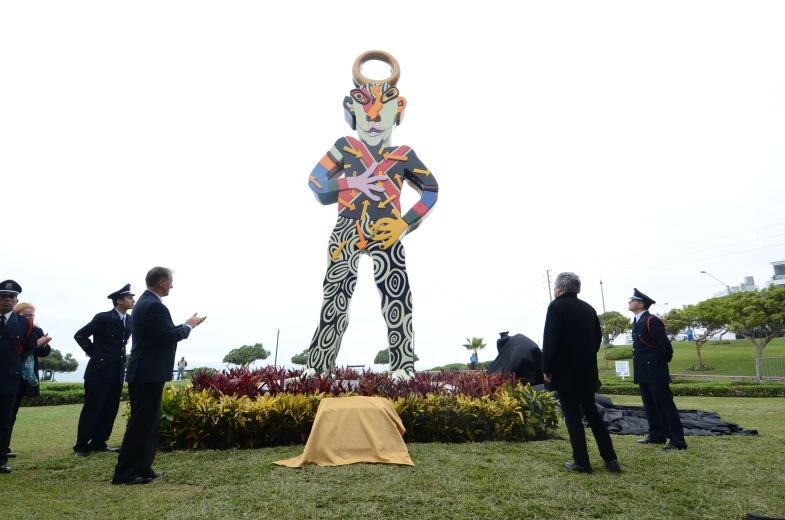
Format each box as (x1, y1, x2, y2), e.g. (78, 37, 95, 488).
(370, 236, 414, 378)
(307, 217, 362, 373)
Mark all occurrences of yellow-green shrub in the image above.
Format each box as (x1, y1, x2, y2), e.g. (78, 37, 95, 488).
(155, 383, 559, 450)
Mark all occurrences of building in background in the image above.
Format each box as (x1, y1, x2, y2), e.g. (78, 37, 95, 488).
(713, 275, 759, 297)
(770, 261, 785, 290)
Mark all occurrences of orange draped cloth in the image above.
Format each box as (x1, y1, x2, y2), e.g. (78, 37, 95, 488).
(275, 396, 414, 467)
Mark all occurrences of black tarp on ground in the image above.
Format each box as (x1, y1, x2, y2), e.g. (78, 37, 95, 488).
(532, 385, 758, 436)
(487, 334, 544, 386)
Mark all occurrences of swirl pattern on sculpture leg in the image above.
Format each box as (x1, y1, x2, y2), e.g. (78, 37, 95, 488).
(308, 217, 416, 375)
(308, 217, 362, 372)
(371, 240, 414, 373)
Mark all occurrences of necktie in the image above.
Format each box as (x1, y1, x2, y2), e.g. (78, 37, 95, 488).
(0, 314, 6, 334)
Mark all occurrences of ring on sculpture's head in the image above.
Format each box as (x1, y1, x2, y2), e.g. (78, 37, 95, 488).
(352, 50, 400, 87)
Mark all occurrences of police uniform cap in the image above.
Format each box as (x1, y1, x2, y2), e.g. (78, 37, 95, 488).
(629, 288, 656, 306)
(108, 284, 135, 301)
(499, 331, 509, 338)
(0, 280, 22, 296)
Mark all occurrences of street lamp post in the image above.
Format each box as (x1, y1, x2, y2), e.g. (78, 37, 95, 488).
(599, 280, 606, 313)
(701, 271, 732, 295)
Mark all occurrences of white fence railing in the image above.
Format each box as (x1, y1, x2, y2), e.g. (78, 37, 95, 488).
(759, 357, 785, 380)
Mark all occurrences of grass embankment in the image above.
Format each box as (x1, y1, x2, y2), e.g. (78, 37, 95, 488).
(3, 397, 784, 519)
(598, 338, 785, 376)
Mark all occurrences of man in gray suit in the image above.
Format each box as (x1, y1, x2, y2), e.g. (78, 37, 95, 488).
(111, 267, 206, 485)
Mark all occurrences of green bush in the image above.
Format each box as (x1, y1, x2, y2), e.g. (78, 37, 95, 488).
(190, 367, 217, 378)
(155, 382, 560, 450)
(21, 386, 130, 407)
(598, 376, 785, 398)
(606, 347, 633, 360)
(426, 361, 493, 371)
(38, 383, 84, 392)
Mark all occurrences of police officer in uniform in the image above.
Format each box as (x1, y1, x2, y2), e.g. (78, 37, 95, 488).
(629, 288, 687, 451)
(73, 284, 135, 457)
(0, 280, 38, 474)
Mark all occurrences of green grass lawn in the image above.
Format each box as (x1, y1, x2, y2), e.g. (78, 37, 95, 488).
(3, 397, 784, 519)
(598, 338, 785, 376)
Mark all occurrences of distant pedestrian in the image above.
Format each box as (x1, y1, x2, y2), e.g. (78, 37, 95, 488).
(542, 272, 620, 474)
(177, 357, 187, 380)
(628, 288, 687, 452)
(469, 352, 477, 371)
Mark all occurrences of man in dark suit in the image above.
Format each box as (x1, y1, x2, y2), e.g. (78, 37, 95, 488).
(629, 288, 687, 451)
(73, 284, 135, 457)
(112, 267, 206, 485)
(0, 280, 39, 474)
(542, 272, 620, 474)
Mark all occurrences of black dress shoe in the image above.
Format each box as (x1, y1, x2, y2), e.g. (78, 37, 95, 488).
(662, 444, 688, 451)
(637, 437, 667, 444)
(149, 470, 164, 479)
(5, 452, 16, 458)
(0, 464, 11, 474)
(605, 460, 622, 473)
(563, 461, 592, 474)
(111, 476, 153, 485)
(74, 451, 89, 458)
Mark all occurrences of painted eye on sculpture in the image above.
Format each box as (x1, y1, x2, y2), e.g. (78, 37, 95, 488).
(350, 89, 370, 105)
(382, 87, 399, 103)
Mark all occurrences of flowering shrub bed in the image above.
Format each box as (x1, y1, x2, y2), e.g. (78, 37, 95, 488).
(190, 366, 520, 399)
(156, 367, 560, 450)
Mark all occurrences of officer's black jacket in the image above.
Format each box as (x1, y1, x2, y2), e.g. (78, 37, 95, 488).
(632, 310, 673, 385)
(0, 313, 38, 395)
(74, 309, 130, 384)
(125, 290, 190, 383)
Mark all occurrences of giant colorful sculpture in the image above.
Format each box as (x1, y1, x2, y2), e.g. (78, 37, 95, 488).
(305, 51, 438, 379)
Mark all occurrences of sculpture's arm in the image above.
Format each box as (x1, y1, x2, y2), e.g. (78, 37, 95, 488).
(308, 141, 345, 205)
(371, 148, 438, 249)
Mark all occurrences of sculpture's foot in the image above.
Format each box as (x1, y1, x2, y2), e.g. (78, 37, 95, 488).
(390, 368, 414, 381)
(282, 367, 318, 386)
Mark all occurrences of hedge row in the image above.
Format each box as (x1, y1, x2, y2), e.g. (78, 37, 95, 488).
(599, 377, 785, 397)
(156, 382, 560, 450)
(20, 384, 129, 407)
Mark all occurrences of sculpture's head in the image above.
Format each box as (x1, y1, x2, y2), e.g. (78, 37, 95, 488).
(344, 51, 407, 146)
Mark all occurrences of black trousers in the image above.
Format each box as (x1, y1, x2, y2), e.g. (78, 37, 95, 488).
(113, 381, 164, 481)
(74, 379, 123, 453)
(0, 394, 15, 466)
(639, 382, 687, 446)
(559, 388, 617, 467)
(6, 380, 31, 453)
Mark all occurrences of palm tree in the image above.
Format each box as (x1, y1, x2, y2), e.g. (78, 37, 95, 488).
(461, 337, 487, 352)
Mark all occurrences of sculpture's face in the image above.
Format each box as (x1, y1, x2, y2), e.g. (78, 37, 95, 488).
(348, 83, 402, 146)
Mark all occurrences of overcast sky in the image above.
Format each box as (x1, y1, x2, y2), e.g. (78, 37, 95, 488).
(2, 1, 783, 381)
